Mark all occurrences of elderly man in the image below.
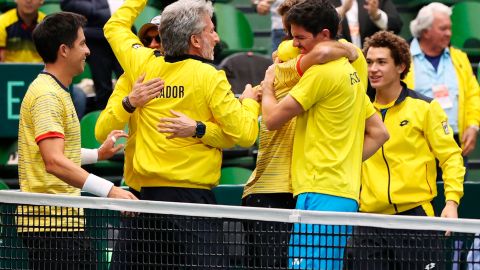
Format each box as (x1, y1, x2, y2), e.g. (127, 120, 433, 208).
(104, 0, 260, 268)
(404, 2, 480, 159)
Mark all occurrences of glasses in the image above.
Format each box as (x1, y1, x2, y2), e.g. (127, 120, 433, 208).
(142, 35, 160, 46)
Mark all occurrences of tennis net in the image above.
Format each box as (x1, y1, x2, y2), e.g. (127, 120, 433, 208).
(1, 190, 479, 269)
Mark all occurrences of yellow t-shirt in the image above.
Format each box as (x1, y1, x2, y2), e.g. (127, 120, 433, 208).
(243, 54, 302, 197)
(0, 9, 45, 62)
(289, 58, 372, 201)
(17, 72, 84, 232)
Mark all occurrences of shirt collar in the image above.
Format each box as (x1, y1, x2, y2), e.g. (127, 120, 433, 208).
(411, 38, 450, 57)
(164, 54, 213, 64)
(40, 71, 69, 92)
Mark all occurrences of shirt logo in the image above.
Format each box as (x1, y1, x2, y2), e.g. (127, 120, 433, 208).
(400, 120, 409, 126)
(442, 121, 450, 135)
(425, 262, 436, 269)
(132, 44, 142, 49)
(291, 258, 303, 266)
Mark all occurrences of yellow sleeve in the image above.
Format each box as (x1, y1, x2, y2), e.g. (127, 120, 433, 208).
(95, 74, 131, 142)
(32, 93, 65, 138)
(206, 70, 260, 147)
(201, 122, 236, 149)
(403, 62, 415, 89)
(351, 46, 368, 91)
(426, 100, 465, 204)
(274, 56, 301, 92)
(364, 95, 375, 119)
(289, 65, 330, 111)
(0, 14, 8, 47)
(103, 0, 153, 83)
(459, 54, 480, 128)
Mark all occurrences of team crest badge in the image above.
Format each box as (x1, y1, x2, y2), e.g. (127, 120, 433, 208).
(441, 121, 450, 135)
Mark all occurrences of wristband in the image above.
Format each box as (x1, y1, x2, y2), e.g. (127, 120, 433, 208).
(122, 96, 136, 113)
(82, 174, 114, 197)
(81, 148, 98, 165)
(469, 125, 480, 132)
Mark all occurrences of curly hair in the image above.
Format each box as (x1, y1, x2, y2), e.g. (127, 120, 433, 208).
(363, 31, 411, 80)
(277, 0, 304, 16)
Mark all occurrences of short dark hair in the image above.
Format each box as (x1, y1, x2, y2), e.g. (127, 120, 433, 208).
(33, 12, 87, 63)
(363, 31, 411, 80)
(285, 0, 339, 38)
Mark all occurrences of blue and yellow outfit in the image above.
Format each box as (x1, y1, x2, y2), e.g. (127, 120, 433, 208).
(288, 57, 374, 270)
(361, 83, 465, 215)
(0, 9, 45, 62)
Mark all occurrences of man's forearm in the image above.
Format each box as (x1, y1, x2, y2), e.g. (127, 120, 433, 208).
(104, 0, 149, 82)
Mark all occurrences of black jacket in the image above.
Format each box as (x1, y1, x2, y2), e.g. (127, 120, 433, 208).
(61, 0, 111, 40)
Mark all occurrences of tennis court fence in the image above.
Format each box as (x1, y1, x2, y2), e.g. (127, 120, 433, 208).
(1, 190, 479, 269)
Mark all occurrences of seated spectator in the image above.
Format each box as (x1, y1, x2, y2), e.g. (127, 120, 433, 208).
(0, 0, 87, 118)
(0, 0, 45, 62)
(137, 15, 162, 53)
(330, 0, 403, 48)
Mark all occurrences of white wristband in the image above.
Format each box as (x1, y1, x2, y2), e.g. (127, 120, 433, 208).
(81, 148, 98, 165)
(469, 125, 480, 132)
(82, 174, 114, 197)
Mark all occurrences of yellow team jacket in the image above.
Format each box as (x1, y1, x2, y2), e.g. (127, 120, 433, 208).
(360, 84, 465, 214)
(104, 0, 259, 190)
(404, 46, 480, 141)
(96, 74, 240, 191)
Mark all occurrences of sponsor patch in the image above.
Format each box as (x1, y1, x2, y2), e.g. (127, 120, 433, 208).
(442, 121, 450, 135)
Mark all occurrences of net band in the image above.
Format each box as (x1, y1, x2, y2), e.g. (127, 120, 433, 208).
(1, 190, 479, 233)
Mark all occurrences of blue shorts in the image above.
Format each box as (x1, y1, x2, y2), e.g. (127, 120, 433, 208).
(289, 193, 358, 269)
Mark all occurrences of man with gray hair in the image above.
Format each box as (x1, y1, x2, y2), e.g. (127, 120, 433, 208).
(404, 2, 480, 162)
(105, 0, 260, 268)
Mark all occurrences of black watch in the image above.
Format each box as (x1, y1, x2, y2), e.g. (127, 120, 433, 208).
(193, 121, 206, 138)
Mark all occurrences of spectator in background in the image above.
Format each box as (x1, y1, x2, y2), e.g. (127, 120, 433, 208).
(96, 16, 164, 199)
(0, 0, 87, 119)
(17, 12, 136, 269)
(137, 15, 163, 53)
(61, 0, 124, 110)
(345, 30, 464, 270)
(0, 0, 45, 62)
(330, 0, 402, 48)
(405, 2, 480, 159)
(253, 0, 285, 51)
